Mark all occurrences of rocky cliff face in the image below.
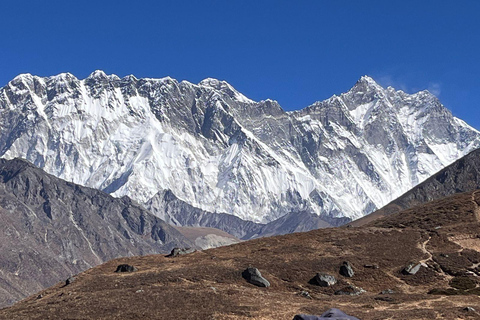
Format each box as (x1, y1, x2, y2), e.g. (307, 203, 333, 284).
(0, 72, 478, 231)
(0, 158, 192, 307)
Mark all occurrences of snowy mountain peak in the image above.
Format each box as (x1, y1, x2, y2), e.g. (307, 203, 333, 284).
(351, 75, 385, 94)
(0, 71, 479, 231)
(199, 78, 253, 103)
(358, 75, 378, 84)
(122, 74, 138, 82)
(10, 73, 33, 83)
(87, 70, 108, 79)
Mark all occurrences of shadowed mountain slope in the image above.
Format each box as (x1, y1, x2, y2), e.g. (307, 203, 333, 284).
(0, 158, 192, 307)
(2, 191, 480, 319)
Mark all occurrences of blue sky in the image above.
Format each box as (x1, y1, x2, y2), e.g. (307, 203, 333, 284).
(1, 1, 479, 128)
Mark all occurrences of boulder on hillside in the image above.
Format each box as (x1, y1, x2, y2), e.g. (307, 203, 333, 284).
(402, 262, 423, 275)
(115, 264, 137, 273)
(334, 284, 365, 296)
(380, 289, 395, 294)
(311, 273, 337, 287)
(166, 247, 196, 257)
(339, 261, 354, 277)
(65, 276, 76, 286)
(242, 267, 270, 287)
(293, 308, 360, 320)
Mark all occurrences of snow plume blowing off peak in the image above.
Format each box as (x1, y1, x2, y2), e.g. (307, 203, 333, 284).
(0, 70, 479, 233)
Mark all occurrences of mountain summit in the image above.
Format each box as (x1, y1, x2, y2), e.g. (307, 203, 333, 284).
(0, 72, 478, 232)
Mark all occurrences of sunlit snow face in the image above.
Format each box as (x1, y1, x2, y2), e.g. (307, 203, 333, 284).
(1, 72, 479, 225)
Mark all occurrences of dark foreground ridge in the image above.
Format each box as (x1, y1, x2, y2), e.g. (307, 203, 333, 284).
(0, 158, 192, 307)
(2, 190, 480, 319)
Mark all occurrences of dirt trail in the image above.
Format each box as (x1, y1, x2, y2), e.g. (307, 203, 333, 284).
(418, 236, 432, 264)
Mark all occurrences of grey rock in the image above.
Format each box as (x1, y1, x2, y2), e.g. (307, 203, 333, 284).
(293, 308, 360, 320)
(463, 307, 476, 312)
(166, 247, 196, 257)
(312, 273, 337, 287)
(334, 284, 366, 296)
(242, 267, 270, 287)
(380, 289, 395, 294)
(297, 291, 312, 299)
(115, 264, 137, 273)
(402, 262, 423, 275)
(339, 261, 354, 277)
(65, 276, 76, 286)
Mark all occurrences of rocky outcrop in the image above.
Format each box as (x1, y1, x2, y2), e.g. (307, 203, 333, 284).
(339, 261, 354, 277)
(311, 273, 337, 287)
(294, 308, 360, 320)
(242, 267, 270, 287)
(166, 247, 196, 257)
(115, 264, 137, 273)
(402, 262, 423, 275)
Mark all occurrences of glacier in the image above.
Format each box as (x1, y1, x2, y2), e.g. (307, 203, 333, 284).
(1, 71, 479, 228)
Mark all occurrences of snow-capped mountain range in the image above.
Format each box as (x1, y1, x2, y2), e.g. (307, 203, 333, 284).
(1, 71, 479, 231)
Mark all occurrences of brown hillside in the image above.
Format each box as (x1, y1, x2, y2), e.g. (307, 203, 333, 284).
(2, 191, 480, 319)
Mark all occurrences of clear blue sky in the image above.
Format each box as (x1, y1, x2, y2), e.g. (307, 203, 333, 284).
(1, 1, 479, 129)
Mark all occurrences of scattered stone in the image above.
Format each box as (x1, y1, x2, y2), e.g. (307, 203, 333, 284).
(166, 247, 196, 257)
(65, 276, 76, 286)
(440, 253, 449, 258)
(210, 286, 217, 293)
(242, 267, 270, 287)
(135, 289, 144, 293)
(380, 289, 395, 294)
(311, 273, 337, 287)
(463, 307, 476, 312)
(293, 308, 360, 320)
(339, 261, 354, 277)
(115, 264, 137, 273)
(364, 264, 379, 269)
(36, 294, 43, 299)
(297, 291, 312, 299)
(402, 262, 422, 275)
(375, 296, 394, 302)
(334, 284, 365, 296)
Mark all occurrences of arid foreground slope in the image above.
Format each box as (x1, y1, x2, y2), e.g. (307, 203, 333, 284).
(2, 191, 480, 319)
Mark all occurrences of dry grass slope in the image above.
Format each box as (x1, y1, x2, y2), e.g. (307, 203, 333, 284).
(2, 191, 480, 319)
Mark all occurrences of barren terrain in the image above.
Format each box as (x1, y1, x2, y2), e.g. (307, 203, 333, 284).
(2, 191, 480, 319)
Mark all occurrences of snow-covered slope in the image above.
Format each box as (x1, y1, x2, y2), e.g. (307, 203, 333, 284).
(1, 71, 479, 226)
